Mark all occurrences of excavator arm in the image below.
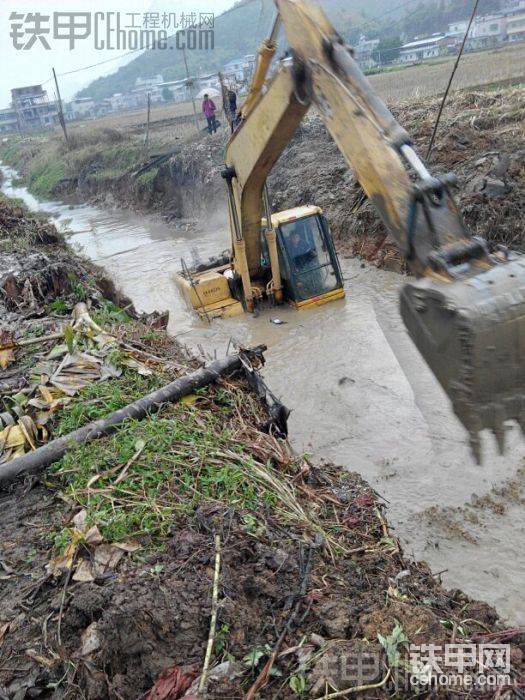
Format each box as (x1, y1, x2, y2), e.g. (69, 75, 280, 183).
(222, 0, 525, 460)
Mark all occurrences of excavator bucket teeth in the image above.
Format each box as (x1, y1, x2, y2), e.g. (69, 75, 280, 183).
(400, 257, 525, 462)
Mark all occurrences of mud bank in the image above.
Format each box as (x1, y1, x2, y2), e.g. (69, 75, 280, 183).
(1, 86, 523, 271)
(270, 86, 525, 269)
(2, 198, 525, 698)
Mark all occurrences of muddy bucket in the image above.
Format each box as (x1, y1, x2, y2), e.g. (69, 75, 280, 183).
(400, 255, 525, 462)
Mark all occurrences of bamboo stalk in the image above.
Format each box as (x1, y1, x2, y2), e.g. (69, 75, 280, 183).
(199, 534, 222, 693)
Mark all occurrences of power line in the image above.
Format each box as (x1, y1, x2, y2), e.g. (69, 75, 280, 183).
(426, 0, 481, 160)
(351, 0, 425, 33)
(41, 0, 420, 85)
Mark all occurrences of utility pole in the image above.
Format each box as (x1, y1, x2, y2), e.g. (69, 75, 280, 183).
(52, 67, 69, 146)
(218, 71, 231, 130)
(144, 92, 151, 154)
(180, 35, 200, 134)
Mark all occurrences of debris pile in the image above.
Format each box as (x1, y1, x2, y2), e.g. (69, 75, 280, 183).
(270, 86, 525, 269)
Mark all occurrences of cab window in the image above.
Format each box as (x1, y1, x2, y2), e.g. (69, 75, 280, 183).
(278, 215, 342, 301)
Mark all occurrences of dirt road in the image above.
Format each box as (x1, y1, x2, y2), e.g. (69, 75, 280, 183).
(3, 164, 523, 626)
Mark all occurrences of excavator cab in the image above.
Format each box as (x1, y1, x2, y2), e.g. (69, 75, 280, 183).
(264, 206, 344, 308)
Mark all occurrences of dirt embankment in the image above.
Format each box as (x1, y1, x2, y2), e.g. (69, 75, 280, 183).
(2, 196, 525, 698)
(269, 87, 525, 270)
(0, 126, 226, 228)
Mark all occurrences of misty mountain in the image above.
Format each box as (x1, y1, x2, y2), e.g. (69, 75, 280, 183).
(77, 0, 500, 101)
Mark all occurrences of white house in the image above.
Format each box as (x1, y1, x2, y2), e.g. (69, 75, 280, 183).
(157, 79, 192, 103)
(506, 9, 525, 40)
(399, 35, 446, 63)
(467, 14, 507, 49)
(222, 55, 256, 83)
(135, 74, 164, 89)
(0, 107, 18, 133)
(354, 37, 380, 69)
(198, 73, 220, 91)
(69, 96, 95, 120)
(447, 20, 469, 45)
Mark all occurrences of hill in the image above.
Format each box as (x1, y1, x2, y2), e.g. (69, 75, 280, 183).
(77, 0, 413, 101)
(78, 0, 501, 101)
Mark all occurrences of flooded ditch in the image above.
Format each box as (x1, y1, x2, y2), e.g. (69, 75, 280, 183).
(2, 163, 524, 626)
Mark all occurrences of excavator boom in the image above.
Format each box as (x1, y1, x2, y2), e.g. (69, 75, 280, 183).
(221, 0, 525, 460)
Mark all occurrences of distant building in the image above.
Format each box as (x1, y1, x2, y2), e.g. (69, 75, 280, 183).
(507, 9, 525, 40)
(222, 55, 256, 84)
(399, 35, 447, 62)
(68, 96, 96, 120)
(501, 0, 525, 9)
(135, 74, 164, 89)
(95, 99, 112, 117)
(130, 84, 164, 107)
(447, 20, 469, 45)
(198, 73, 220, 91)
(0, 108, 18, 134)
(467, 13, 507, 49)
(11, 85, 58, 131)
(158, 79, 194, 103)
(108, 93, 137, 112)
(353, 37, 380, 69)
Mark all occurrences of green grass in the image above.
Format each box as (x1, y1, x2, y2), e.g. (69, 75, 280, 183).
(91, 300, 132, 327)
(51, 385, 274, 546)
(0, 136, 145, 200)
(28, 157, 67, 198)
(54, 370, 167, 435)
(135, 168, 158, 191)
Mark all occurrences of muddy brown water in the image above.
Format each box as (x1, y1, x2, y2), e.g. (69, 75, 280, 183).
(2, 165, 524, 625)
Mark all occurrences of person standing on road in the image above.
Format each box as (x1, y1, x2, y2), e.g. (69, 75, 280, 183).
(202, 94, 217, 134)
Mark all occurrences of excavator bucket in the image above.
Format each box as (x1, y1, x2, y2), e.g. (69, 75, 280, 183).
(400, 256, 525, 462)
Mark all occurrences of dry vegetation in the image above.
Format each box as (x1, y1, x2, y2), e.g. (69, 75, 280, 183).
(369, 42, 525, 102)
(17, 42, 525, 149)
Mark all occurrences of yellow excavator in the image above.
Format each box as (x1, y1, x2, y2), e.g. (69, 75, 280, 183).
(176, 0, 525, 461)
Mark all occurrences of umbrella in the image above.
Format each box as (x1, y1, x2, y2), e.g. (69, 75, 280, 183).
(196, 87, 220, 99)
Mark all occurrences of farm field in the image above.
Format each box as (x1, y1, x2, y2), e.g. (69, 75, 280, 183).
(369, 41, 525, 102)
(64, 42, 525, 140)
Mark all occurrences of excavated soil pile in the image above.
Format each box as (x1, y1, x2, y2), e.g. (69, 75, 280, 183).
(0, 195, 132, 334)
(269, 87, 525, 270)
(1, 194, 524, 699)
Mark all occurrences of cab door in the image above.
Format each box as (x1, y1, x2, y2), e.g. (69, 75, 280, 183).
(277, 214, 344, 304)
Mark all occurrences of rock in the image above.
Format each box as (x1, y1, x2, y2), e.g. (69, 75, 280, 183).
(489, 154, 510, 180)
(319, 600, 350, 637)
(79, 622, 102, 657)
(483, 178, 510, 198)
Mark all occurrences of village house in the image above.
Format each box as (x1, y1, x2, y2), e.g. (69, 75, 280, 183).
(135, 74, 164, 89)
(67, 97, 96, 121)
(157, 79, 194, 103)
(353, 37, 380, 70)
(506, 7, 525, 40)
(198, 73, 220, 91)
(446, 20, 469, 46)
(222, 55, 256, 84)
(0, 108, 19, 134)
(11, 85, 58, 131)
(399, 34, 447, 63)
(467, 13, 507, 50)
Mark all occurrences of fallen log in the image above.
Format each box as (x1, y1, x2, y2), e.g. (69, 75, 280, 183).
(0, 347, 266, 486)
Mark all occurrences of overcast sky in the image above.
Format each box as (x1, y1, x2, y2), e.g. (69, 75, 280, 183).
(0, 0, 235, 108)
